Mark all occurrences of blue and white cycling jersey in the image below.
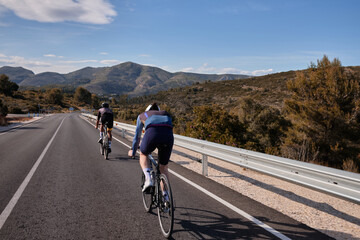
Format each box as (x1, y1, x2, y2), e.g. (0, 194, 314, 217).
(131, 110, 172, 156)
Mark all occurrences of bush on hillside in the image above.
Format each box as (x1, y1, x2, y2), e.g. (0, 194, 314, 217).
(185, 105, 247, 147)
(281, 55, 360, 171)
(0, 74, 19, 96)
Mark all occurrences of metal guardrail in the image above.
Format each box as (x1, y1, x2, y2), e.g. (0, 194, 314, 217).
(82, 113, 360, 204)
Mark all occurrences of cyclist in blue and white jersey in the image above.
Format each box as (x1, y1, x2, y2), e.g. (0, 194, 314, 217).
(128, 103, 174, 192)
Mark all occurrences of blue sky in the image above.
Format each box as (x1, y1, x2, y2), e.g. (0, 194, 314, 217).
(0, 0, 359, 76)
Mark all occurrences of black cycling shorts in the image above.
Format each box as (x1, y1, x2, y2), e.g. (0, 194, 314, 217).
(140, 126, 174, 165)
(101, 113, 113, 129)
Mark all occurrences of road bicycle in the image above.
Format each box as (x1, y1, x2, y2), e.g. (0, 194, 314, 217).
(141, 153, 174, 238)
(100, 123, 110, 160)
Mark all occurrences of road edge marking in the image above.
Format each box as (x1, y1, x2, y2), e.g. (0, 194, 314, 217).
(0, 117, 66, 230)
(169, 169, 291, 240)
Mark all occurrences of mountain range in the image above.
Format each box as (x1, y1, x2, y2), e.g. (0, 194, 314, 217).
(0, 62, 249, 96)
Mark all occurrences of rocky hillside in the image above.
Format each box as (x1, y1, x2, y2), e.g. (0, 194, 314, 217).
(0, 62, 249, 96)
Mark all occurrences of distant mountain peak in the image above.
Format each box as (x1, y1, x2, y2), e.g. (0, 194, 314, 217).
(0, 62, 250, 96)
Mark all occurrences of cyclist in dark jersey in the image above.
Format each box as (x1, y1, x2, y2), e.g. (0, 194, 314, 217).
(96, 102, 114, 153)
(128, 103, 174, 192)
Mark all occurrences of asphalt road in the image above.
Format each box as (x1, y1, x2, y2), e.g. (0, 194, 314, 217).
(0, 113, 334, 239)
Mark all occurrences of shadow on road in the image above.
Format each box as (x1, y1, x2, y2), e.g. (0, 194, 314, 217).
(173, 207, 335, 240)
(106, 156, 137, 162)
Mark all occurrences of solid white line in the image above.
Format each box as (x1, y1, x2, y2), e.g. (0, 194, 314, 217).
(80, 114, 291, 239)
(0, 117, 66, 230)
(169, 170, 291, 240)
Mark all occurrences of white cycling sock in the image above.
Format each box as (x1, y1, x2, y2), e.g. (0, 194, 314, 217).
(143, 168, 151, 180)
(108, 141, 111, 147)
(100, 132, 103, 139)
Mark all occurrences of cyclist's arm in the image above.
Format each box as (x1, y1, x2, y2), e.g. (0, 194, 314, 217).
(95, 111, 101, 129)
(131, 115, 144, 156)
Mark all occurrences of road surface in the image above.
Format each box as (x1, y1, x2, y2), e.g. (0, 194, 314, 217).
(0, 113, 334, 239)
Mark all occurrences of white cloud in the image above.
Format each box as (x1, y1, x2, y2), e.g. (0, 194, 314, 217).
(44, 54, 64, 58)
(0, 54, 51, 68)
(60, 59, 98, 64)
(196, 63, 216, 73)
(100, 52, 108, 55)
(180, 67, 194, 72)
(0, 53, 124, 73)
(0, 0, 117, 24)
(180, 63, 274, 76)
(218, 67, 274, 76)
(251, 69, 273, 76)
(100, 59, 121, 65)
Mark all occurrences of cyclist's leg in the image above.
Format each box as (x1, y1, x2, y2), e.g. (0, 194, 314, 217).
(108, 129, 112, 141)
(107, 128, 112, 148)
(140, 129, 157, 190)
(158, 130, 174, 194)
(159, 164, 169, 181)
(139, 152, 150, 169)
(98, 124, 105, 143)
(105, 116, 113, 147)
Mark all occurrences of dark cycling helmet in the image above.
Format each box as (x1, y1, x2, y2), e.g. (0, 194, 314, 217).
(146, 103, 160, 111)
(102, 102, 109, 108)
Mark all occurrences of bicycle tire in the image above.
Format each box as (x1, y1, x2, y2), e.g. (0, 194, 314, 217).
(103, 127, 108, 159)
(100, 143, 104, 155)
(157, 174, 174, 238)
(141, 173, 153, 212)
(104, 145, 108, 159)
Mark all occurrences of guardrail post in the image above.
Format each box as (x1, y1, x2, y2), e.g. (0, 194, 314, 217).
(122, 129, 126, 138)
(202, 154, 208, 176)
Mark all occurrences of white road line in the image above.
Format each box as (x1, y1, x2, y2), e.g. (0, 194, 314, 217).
(0, 117, 66, 230)
(169, 170, 291, 240)
(81, 115, 291, 240)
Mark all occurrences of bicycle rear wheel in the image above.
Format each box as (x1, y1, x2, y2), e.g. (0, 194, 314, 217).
(157, 174, 174, 238)
(141, 173, 153, 212)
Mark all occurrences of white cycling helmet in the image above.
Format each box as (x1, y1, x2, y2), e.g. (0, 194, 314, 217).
(146, 103, 160, 111)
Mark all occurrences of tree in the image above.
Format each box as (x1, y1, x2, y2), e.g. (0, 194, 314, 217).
(91, 94, 101, 109)
(0, 99, 8, 117)
(185, 105, 247, 147)
(0, 74, 19, 96)
(237, 98, 290, 154)
(46, 88, 63, 105)
(0, 99, 8, 126)
(74, 87, 92, 105)
(282, 55, 360, 171)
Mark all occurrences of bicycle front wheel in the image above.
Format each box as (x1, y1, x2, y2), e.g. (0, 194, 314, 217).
(100, 143, 104, 155)
(104, 143, 109, 160)
(141, 173, 153, 212)
(157, 174, 174, 238)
